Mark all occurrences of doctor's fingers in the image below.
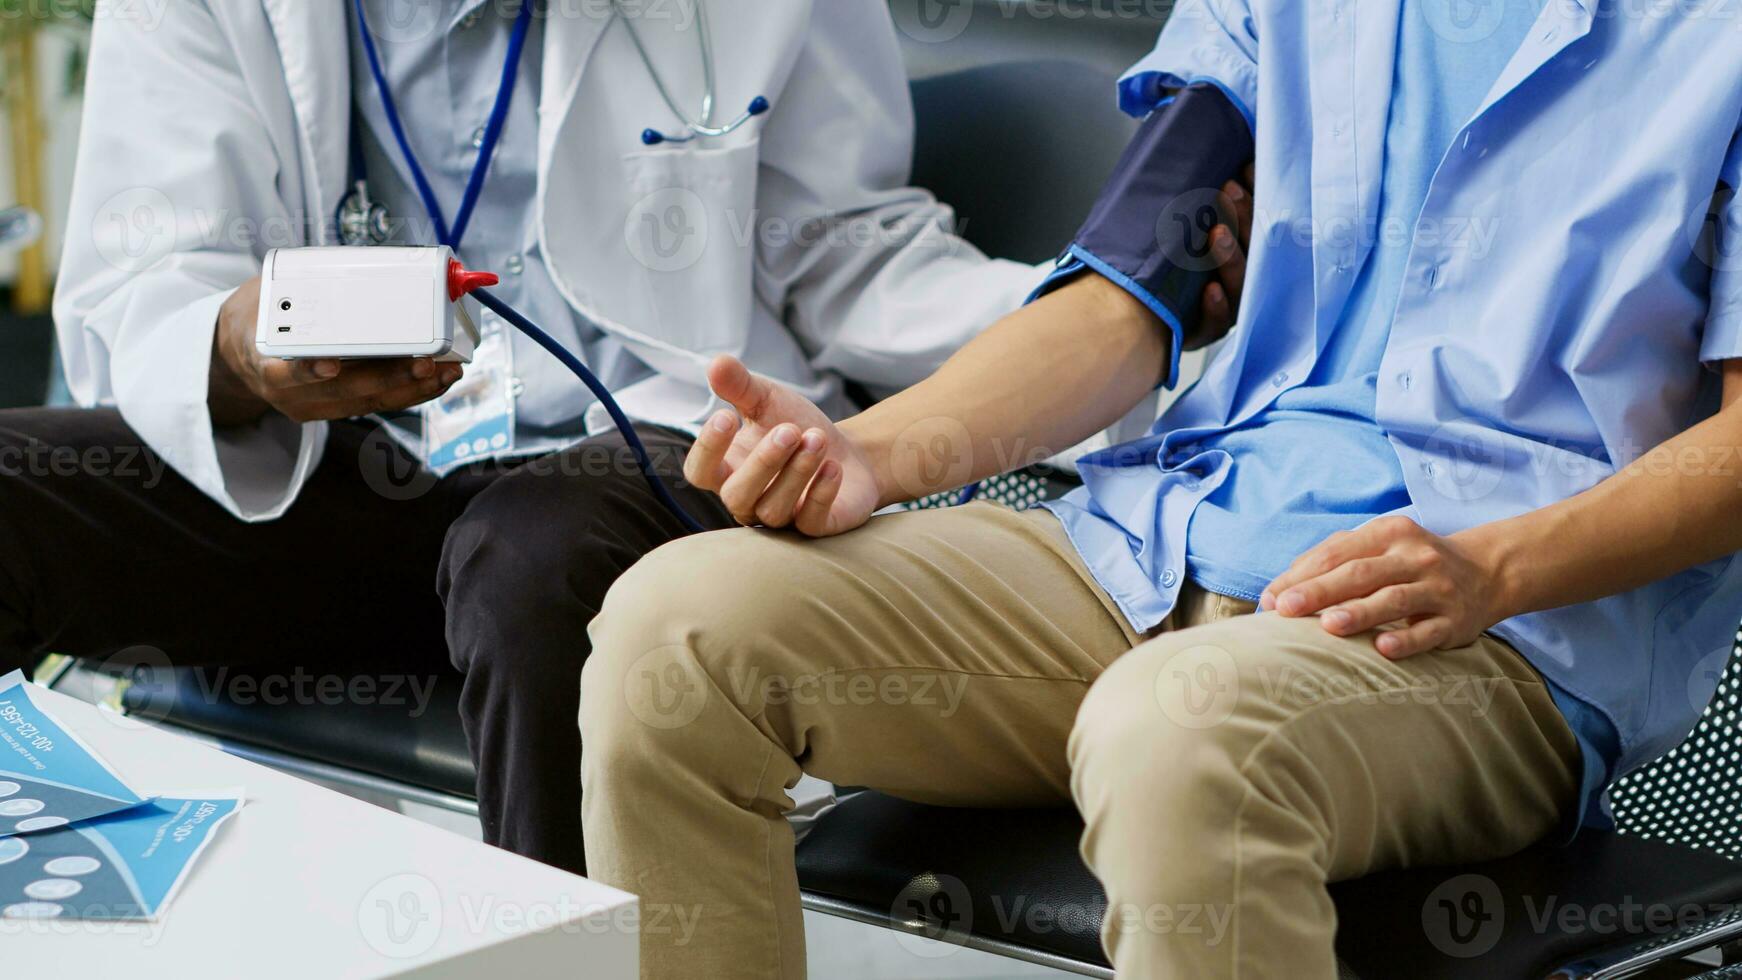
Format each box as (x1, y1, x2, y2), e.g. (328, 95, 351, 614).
(684, 410, 741, 491)
(1230, 168, 1255, 243)
(1199, 282, 1234, 342)
(259, 356, 437, 392)
(1212, 224, 1247, 302)
(278, 367, 462, 423)
(320, 359, 462, 401)
(717, 423, 805, 524)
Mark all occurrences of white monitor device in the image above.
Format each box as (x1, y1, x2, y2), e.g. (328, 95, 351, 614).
(254, 245, 480, 363)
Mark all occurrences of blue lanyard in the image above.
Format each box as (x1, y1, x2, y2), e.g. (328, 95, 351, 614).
(350, 0, 535, 251)
(344, 0, 706, 534)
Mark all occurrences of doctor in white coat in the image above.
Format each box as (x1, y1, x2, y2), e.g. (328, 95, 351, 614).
(11, 0, 1248, 874)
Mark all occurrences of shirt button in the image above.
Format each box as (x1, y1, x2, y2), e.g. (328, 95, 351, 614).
(461, 10, 482, 29)
(510, 376, 526, 399)
(1271, 370, 1289, 388)
(471, 126, 488, 150)
(1161, 569, 1179, 588)
(504, 253, 525, 276)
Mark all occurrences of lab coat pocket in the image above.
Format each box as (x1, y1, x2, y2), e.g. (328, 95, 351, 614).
(618, 140, 761, 355)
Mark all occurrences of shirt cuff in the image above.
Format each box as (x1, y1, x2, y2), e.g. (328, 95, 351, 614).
(1700, 187, 1742, 365)
(110, 288, 324, 521)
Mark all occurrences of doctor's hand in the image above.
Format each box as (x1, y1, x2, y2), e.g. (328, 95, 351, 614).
(208, 276, 465, 427)
(1191, 162, 1256, 350)
(684, 355, 881, 537)
(1260, 516, 1510, 660)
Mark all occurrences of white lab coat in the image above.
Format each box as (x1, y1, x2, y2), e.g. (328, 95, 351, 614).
(54, 0, 1049, 520)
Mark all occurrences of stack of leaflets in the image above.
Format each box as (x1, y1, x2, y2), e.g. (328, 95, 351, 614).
(0, 670, 242, 922)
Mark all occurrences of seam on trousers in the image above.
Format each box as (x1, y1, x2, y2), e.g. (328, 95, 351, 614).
(749, 736, 787, 980)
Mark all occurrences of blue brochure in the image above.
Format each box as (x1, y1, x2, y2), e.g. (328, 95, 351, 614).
(0, 792, 244, 921)
(0, 671, 148, 837)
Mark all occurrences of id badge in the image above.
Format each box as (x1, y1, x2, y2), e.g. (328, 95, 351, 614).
(423, 311, 515, 473)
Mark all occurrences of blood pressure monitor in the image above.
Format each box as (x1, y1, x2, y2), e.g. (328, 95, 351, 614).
(254, 245, 485, 363)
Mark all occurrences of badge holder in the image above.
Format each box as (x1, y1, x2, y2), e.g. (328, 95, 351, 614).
(423, 310, 515, 473)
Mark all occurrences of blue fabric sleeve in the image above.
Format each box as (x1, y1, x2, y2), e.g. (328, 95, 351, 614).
(1026, 83, 1255, 389)
(1119, 0, 1259, 124)
(1700, 123, 1742, 365)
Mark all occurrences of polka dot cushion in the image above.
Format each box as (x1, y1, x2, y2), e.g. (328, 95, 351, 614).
(1610, 624, 1742, 859)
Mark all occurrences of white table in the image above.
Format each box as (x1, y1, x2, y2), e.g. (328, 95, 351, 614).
(2, 682, 637, 979)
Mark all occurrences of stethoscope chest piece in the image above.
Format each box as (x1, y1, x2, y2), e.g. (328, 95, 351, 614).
(339, 180, 392, 247)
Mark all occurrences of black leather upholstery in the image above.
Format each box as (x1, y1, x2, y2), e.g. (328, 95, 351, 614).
(888, 0, 1165, 82)
(122, 669, 476, 799)
(908, 60, 1138, 264)
(795, 790, 1742, 979)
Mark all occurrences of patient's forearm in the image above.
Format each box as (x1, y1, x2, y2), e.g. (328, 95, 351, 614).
(1462, 367, 1742, 621)
(842, 274, 1167, 508)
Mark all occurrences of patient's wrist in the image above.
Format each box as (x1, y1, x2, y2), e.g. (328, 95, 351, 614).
(838, 412, 973, 510)
(1452, 520, 1530, 625)
(837, 414, 904, 509)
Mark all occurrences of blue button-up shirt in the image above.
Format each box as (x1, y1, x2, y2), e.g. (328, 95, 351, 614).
(1045, 0, 1742, 816)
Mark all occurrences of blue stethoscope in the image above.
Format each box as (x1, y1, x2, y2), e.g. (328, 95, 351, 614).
(340, 0, 749, 531)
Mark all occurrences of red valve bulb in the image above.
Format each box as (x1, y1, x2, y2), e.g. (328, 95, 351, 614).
(447, 258, 500, 302)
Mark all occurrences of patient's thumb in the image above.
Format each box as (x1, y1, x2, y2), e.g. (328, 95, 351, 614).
(707, 355, 764, 417)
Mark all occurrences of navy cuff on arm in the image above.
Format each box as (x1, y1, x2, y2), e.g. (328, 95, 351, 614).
(1027, 83, 1255, 389)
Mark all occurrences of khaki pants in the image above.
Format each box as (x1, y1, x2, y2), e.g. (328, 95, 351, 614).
(581, 503, 1580, 979)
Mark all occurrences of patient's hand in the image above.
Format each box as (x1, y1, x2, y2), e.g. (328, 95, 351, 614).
(1261, 515, 1506, 660)
(1192, 163, 1255, 349)
(685, 356, 881, 536)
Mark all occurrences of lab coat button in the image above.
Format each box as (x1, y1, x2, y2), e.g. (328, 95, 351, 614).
(471, 126, 488, 150)
(1271, 370, 1289, 387)
(1397, 371, 1413, 390)
(1161, 569, 1179, 588)
(504, 253, 525, 276)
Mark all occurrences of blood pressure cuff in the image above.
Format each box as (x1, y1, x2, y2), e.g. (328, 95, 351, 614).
(1028, 83, 1254, 388)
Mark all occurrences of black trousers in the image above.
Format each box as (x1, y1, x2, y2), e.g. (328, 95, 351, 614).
(0, 407, 734, 874)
